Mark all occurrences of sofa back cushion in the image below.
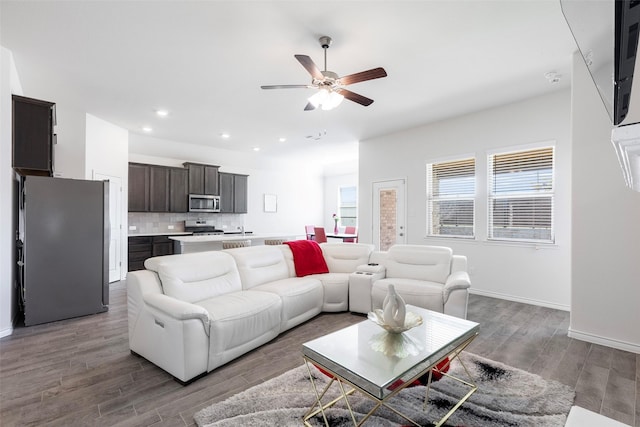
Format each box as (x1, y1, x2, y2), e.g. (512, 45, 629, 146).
(145, 252, 242, 304)
(225, 245, 290, 290)
(320, 243, 374, 273)
(381, 245, 453, 283)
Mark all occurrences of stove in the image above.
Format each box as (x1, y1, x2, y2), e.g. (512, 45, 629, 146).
(184, 219, 224, 235)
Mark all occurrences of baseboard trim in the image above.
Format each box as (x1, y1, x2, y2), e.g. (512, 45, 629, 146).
(568, 328, 640, 354)
(0, 326, 14, 338)
(469, 288, 570, 312)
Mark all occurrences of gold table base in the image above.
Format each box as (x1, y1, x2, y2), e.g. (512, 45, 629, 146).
(303, 335, 477, 427)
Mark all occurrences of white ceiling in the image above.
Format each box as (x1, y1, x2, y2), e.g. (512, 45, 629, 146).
(0, 1, 578, 163)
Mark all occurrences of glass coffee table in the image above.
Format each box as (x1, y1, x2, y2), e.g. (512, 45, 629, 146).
(302, 305, 479, 426)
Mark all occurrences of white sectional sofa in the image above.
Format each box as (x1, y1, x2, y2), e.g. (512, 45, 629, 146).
(126, 242, 470, 384)
(127, 243, 374, 383)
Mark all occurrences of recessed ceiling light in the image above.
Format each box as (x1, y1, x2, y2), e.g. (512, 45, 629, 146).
(220, 133, 230, 139)
(156, 110, 169, 117)
(142, 126, 152, 132)
(279, 137, 286, 142)
(253, 147, 260, 152)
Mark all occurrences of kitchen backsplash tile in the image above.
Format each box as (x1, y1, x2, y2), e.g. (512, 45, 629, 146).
(128, 212, 246, 234)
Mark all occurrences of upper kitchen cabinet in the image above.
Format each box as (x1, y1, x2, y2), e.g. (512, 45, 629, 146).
(12, 95, 56, 177)
(219, 172, 248, 213)
(128, 163, 188, 212)
(233, 174, 248, 213)
(128, 163, 150, 212)
(149, 166, 169, 212)
(169, 168, 188, 212)
(184, 162, 219, 195)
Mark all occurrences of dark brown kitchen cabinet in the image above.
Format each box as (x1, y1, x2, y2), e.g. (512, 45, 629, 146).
(219, 172, 248, 213)
(129, 163, 189, 212)
(184, 162, 219, 195)
(128, 163, 150, 212)
(218, 172, 234, 213)
(128, 235, 175, 271)
(128, 236, 152, 271)
(151, 236, 174, 256)
(169, 168, 188, 212)
(149, 166, 169, 212)
(12, 95, 56, 177)
(233, 174, 248, 213)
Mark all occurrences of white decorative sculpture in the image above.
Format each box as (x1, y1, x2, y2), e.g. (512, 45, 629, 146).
(382, 284, 406, 327)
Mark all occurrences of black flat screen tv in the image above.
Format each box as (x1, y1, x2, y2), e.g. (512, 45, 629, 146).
(561, 0, 640, 126)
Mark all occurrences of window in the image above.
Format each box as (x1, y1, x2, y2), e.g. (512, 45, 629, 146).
(426, 157, 475, 237)
(339, 186, 357, 227)
(487, 146, 554, 243)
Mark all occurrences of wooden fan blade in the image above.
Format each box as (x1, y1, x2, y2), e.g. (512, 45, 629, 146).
(304, 102, 316, 111)
(295, 55, 324, 80)
(339, 67, 387, 86)
(336, 89, 374, 106)
(261, 84, 313, 89)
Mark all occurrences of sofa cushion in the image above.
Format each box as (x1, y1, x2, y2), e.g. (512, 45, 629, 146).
(150, 252, 242, 304)
(384, 245, 453, 284)
(372, 278, 445, 313)
(252, 277, 323, 331)
(225, 245, 290, 290)
(320, 243, 375, 273)
(283, 240, 329, 277)
(196, 290, 282, 363)
(308, 272, 350, 312)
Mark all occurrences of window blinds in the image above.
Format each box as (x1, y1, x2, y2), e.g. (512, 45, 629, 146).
(427, 158, 475, 237)
(488, 146, 554, 242)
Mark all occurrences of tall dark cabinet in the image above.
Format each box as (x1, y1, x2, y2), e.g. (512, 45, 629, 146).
(219, 172, 248, 213)
(149, 166, 169, 212)
(169, 168, 189, 212)
(128, 163, 150, 212)
(12, 95, 56, 176)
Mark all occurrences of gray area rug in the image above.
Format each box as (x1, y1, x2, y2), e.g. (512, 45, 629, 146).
(194, 352, 574, 426)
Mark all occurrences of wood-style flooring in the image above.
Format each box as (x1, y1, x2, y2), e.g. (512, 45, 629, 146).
(1, 281, 638, 426)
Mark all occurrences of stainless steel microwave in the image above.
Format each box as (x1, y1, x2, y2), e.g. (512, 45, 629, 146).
(188, 194, 220, 213)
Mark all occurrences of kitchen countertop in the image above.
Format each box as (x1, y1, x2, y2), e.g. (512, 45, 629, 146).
(128, 232, 193, 237)
(169, 233, 299, 243)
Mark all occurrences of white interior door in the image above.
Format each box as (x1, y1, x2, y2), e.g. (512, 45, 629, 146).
(94, 172, 122, 283)
(373, 179, 407, 251)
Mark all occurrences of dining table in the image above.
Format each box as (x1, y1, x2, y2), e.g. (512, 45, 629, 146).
(312, 232, 358, 242)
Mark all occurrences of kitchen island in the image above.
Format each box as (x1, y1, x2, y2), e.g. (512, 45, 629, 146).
(170, 233, 302, 254)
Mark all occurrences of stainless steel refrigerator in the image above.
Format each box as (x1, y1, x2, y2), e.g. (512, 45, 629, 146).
(17, 176, 109, 326)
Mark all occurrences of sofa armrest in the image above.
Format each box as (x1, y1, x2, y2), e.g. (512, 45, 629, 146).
(443, 271, 471, 303)
(356, 263, 386, 275)
(143, 293, 210, 333)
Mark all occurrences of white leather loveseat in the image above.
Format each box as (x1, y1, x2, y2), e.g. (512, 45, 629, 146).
(350, 245, 471, 319)
(127, 243, 373, 384)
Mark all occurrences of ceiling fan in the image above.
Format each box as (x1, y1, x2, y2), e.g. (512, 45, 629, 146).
(260, 36, 387, 111)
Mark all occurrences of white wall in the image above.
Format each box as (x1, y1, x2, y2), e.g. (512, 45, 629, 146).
(359, 90, 572, 310)
(0, 47, 23, 337)
(570, 53, 640, 353)
(129, 134, 325, 235)
(85, 114, 129, 280)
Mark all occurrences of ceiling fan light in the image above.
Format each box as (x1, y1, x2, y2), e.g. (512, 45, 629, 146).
(322, 91, 344, 110)
(308, 89, 328, 108)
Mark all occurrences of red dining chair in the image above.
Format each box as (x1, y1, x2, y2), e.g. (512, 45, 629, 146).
(313, 227, 327, 243)
(344, 226, 357, 243)
(305, 225, 315, 240)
